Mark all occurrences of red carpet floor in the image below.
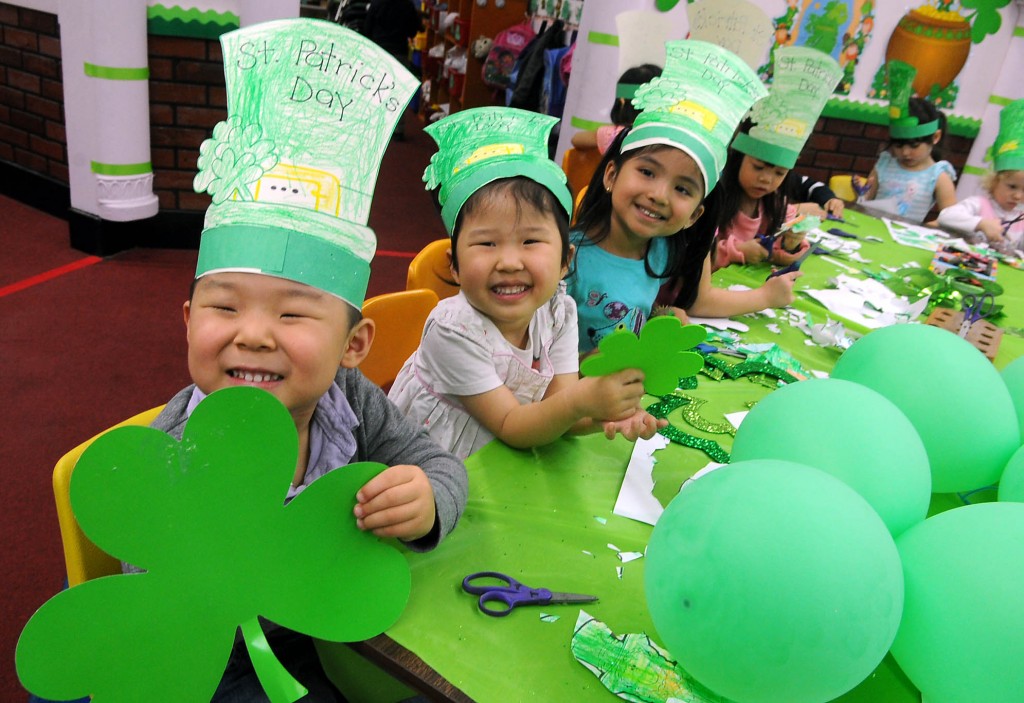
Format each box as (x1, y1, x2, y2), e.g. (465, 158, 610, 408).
(0, 116, 446, 700)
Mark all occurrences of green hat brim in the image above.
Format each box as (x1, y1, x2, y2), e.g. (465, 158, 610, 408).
(994, 153, 1024, 173)
(731, 132, 798, 170)
(197, 225, 371, 309)
(439, 160, 573, 235)
(889, 118, 939, 140)
(621, 122, 716, 194)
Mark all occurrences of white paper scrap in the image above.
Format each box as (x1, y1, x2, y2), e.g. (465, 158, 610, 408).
(612, 434, 670, 526)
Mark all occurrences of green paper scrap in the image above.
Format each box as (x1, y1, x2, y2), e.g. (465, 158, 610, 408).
(539, 612, 560, 623)
(16, 386, 410, 703)
(571, 611, 725, 703)
(580, 317, 706, 397)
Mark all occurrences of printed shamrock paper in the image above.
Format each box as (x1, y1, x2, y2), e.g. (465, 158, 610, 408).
(16, 386, 410, 703)
(581, 316, 706, 396)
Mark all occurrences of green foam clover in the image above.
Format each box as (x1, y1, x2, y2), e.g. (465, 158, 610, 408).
(16, 386, 410, 703)
(580, 316, 706, 396)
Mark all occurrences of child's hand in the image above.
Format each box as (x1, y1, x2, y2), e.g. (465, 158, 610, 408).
(770, 239, 810, 266)
(576, 369, 647, 422)
(824, 198, 845, 217)
(354, 465, 436, 541)
(602, 410, 668, 441)
(736, 238, 769, 264)
(761, 270, 802, 308)
(977, 218, 1005, 244)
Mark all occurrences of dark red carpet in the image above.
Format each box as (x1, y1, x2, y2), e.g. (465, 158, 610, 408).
(0, 116, 445, 700)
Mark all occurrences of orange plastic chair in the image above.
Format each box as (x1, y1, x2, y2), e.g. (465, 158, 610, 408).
(361, 288, 439, 390)
(406, 238, 459, 301)
(53, 405, 165, 587)
(561, 146, 603, 202)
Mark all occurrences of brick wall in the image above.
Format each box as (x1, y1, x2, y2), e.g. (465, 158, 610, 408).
(796, 116, 975, 188)
(148, 35, 225, 212)
(0, 2, 66, 184)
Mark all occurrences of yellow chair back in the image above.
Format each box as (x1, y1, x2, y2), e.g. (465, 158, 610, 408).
(829, 174, 857, 202)
(406, 238, 459, 302)
(361, 288, 439, 390)
(53, 405, 165, 587)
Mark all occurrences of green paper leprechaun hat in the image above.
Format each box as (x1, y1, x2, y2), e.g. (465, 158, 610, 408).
(732, 46, 841, 169)
(621, 40, 768, 193)
(422, 107, 572, 234)
(993, 99, 1024, 173)
(193, 18, 418, 308)
(886, 60, 937, 140)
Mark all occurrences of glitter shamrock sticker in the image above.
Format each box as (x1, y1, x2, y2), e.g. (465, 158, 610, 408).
(581, 316, 707, 397)
(193, 115, 279, 204)
(16, 386, 410, 703)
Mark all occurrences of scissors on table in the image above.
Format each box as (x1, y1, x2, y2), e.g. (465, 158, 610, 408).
(958, 292, 996, 338)
(766, 244, 815, 280)
(462, 571, 598, 617)
(695, 343, 746, 359)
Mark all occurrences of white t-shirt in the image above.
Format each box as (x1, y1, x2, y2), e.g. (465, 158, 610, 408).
(388, 287, 580, 459)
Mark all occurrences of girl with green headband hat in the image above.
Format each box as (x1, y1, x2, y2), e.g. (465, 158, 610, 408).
(939, 99, 1024, 255)
(859, 64, 957, 224)
(388, 107, 667, 460)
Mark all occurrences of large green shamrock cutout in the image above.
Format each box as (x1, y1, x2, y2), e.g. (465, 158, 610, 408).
(16, 386, 410, 703)
(580, 316, 706, 397)
(193, 115, 279, 204)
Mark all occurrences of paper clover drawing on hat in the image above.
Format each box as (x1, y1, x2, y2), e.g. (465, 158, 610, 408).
(623, 40, 768, 193)
(422, 106, 573, 234)
(16, 387, 410, 703)
(581, 316, 707, 397)
(191, 18, 419, 309)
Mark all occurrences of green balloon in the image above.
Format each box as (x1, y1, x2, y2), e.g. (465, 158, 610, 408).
(831, 324, 1019, 493)
(998, 445, 1024, 502)
(1000, 355, 1024, 440)
(891, 503, 1024, 703)
(827, 654, 919, 703)
(731, 378, 930, 537)
(645, 460, 904, 703)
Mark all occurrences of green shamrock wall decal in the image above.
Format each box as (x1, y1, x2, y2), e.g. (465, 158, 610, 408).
(16, 386, 410, 703)
(580, 316, 706, 397)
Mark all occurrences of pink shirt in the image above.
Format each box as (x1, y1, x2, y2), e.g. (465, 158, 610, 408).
(714, 202, 799, 270)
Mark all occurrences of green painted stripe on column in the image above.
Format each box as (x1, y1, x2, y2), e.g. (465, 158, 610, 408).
(989, 94, 1015, 107)
(570, 115, 609, 131)
(587, 31, 619, 46)
(90, 161, 152, 176)
(84, 63, 150, 80)
(1014, 26, 1024, 38)
(962, 165, 988, 177)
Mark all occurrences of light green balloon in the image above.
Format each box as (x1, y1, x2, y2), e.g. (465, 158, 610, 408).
(831, 324, 1019, 493)
(891, 502, 1024, 703)
(731, 378, 930, 537)
(645, 460, 904, 703)
(999, 355, 1024, 440)
(998, 444, 1024, 502)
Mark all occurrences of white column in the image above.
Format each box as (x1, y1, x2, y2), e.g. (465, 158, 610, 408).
(58, 0, 158, 221)
(239, 0, 299, 26)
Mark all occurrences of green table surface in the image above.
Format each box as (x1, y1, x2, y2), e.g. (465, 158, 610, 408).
(381, 210, 1023, 702)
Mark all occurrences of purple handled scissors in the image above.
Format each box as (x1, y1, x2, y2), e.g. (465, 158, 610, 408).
(462, 572, 598, 617)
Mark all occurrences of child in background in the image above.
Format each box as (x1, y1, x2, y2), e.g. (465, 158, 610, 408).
(712, 48, 843, 270)
(568, 40, 796, 355)
(389, 108, 666, 460)
(123, 21, 467, 701)
(861, 67, 956, 223)
(939, 99, 1024, 254)
(571, 64, 662, 155)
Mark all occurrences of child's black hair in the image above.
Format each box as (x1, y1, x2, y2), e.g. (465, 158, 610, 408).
(610, 64, 662, 126)
(573, 125, 716, 308)
(449, 177, 572, 273)
(714, 138, 799, 243)
(887, 97, 947, 160)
